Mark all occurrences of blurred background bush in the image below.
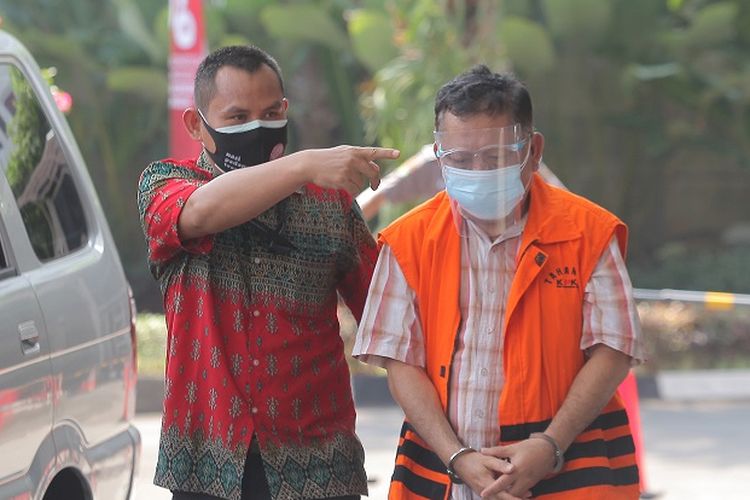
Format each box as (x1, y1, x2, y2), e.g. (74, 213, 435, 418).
(638, 302, 750, 372)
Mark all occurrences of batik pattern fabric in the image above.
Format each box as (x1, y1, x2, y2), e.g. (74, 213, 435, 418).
(137, 152, 376, 500)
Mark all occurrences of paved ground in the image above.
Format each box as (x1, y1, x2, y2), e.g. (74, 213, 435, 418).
(132, 399, 750, 499)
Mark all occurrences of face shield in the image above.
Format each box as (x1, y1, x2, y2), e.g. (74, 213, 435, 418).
(434, 124, 533, 237)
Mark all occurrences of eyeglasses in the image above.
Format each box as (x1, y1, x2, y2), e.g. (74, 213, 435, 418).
(436, 139, 529, 170)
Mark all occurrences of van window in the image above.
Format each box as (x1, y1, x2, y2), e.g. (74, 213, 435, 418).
(0, 64, 87, 261)
(0, 235, 7, 269)
(0, 217, 13, 280)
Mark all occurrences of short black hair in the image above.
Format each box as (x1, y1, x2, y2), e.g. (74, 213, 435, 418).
(194, 45, 285, 112)
(434, 64, 532, 131)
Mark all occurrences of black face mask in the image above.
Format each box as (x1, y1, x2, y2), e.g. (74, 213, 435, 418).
(198, 110, 287, 171)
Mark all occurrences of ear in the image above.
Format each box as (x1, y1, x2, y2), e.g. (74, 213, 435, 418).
(529, 131, 545, 173)
(433, 142, 439, 158)
(182, 107, 203, 140)
(281, 97, 289, 113)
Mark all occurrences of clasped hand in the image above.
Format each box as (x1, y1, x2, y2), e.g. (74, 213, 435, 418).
(458, 437, 557, 499)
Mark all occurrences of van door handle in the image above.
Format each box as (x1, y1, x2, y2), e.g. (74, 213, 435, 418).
(18, 320, 41, 356)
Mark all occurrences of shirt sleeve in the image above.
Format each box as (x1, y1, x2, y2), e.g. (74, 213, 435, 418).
(581, 236, 646, 364)
(352, 244, 426, 368)
(336, 200, 378, 323)
(137, 161, 214, 273)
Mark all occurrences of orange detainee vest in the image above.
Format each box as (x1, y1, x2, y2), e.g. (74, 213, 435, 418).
(380, 174, 639, 499)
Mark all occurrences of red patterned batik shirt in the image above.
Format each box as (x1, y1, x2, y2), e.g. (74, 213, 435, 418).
(137, 153, 377, 500)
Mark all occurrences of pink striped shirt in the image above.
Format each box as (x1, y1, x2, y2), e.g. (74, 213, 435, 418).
(353, 218, 644, 500)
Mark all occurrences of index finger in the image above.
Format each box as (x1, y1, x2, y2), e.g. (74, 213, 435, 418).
(483, 456, 515, 475)
(481, 472, 515, 497)
(358, 146, 400, 160)
(482, 445, 510, 458)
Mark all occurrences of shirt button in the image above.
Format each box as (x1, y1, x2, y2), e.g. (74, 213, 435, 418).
(251, 407, 258, 414)
(253, 310, 260, 317)
(475, 409, 484, 419)
(254, 257, 261, 264)
(252, 359, 260, 367)
(480, 368, 489, 376)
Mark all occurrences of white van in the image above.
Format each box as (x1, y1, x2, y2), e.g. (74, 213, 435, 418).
(0, 30, 140, 499)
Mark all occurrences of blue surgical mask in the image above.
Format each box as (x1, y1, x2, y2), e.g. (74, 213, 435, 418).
(442, 162, 527, 220)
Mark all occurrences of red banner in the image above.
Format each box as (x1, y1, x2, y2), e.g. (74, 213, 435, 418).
(168, 0, 206, 159)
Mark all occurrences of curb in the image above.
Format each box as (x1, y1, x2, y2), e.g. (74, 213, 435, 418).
(353, 374, 666, 406)
(136, 377, 164, 414)
(352, 374, 394, 407)
(653, 369, 750, 401)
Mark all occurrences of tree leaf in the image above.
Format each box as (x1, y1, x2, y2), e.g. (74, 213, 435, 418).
(347, 9, 398, 73)
(113, 0, 162, 62)
(542, 0, 612, 42)
(223, 0, 275, 30)
(686, 1, 738, 48)
(107, 66, 168, 102)
(153, 6, 170, 58)
(260, 4, 348, 50)
(667, 0, 685, 12)
(499, 17, 555, 77)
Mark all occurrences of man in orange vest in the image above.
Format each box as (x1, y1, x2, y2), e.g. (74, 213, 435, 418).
(354, 65, 645, 499)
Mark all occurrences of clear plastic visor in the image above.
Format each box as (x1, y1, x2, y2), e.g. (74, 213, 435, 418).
(434, 124, 530, 170)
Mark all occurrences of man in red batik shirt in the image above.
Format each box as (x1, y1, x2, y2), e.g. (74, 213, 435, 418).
(137, 45, 399, 500)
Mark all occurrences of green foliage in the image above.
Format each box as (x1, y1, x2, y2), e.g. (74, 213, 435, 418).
(203, 5, 229, 50)
(106, 66, 168, 101)
(638, 301, 750, 371)
(152, 6, 170, 51)
(261, 4, 349, 50)
(498, 17, 555, 77)
(5, 68, 45, 196)
(685, 1, 737, 48)
(135, 312, 167, 377)
(667, 0, 686, 11)
(542, 0, 612, 43)
(630, 247, 750, 294)
(346, 9, 398, 73)
(360, 0, 502, 158)
(509, 0, 749, 279)
(113, 0, 162, 62)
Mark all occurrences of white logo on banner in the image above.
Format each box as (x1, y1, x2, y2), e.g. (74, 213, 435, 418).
(171, 0, 197, 50)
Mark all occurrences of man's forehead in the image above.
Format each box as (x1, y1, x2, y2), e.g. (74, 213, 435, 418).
(436, 124, 525, 149)
(438, 111, 515, 131)
(207, 65, 283, 112)
(214, 99, 284, 116)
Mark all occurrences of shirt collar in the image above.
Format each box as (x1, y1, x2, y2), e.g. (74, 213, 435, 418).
(197, 150, 220, 176)
(465, 213, 527, 247)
